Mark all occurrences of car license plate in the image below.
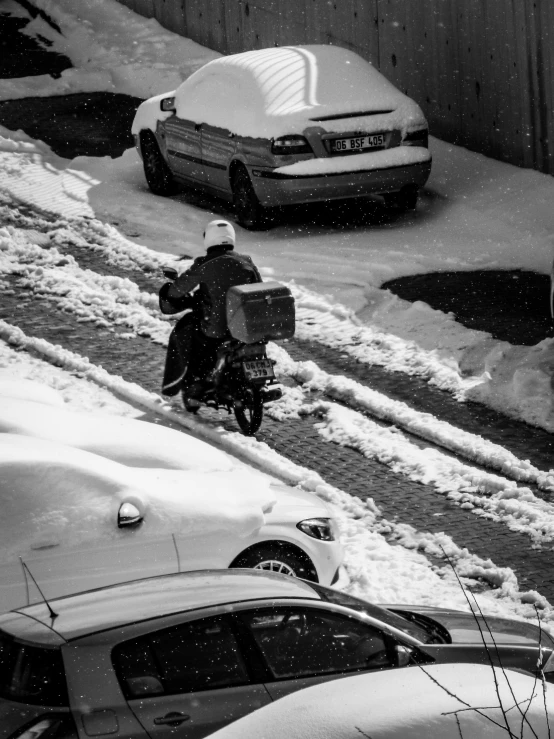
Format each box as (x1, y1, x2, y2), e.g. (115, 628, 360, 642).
(243, 359, 275, 380)
(330, 133, 385, 153)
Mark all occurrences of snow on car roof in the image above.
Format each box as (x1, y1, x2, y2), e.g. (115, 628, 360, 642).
(133, 45, 426, 139)
(0, 570, 319, 643)
(177, 45, 423, 138)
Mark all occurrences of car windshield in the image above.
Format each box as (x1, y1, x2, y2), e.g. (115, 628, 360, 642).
(307, 583, 438, 644)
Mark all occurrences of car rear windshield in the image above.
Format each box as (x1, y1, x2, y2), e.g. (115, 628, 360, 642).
(307, 583, 434, 643)
(0, 631, 68, 707)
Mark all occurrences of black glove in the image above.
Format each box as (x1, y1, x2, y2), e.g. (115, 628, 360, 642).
(159, 282, 196, 315)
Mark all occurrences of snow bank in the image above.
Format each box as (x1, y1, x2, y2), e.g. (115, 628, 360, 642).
(0, 433, 273, 561)
(0, 376, 64, 406)
(209, 663, 554, 739)
(1, 0, 220, 100)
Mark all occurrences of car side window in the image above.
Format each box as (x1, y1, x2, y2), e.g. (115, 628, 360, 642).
(113, 615, 250, 698)
(240, 607, 392, 680)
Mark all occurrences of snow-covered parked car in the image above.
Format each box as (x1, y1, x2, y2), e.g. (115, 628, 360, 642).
(132, 44, 432, 229)
(0, 391, 344, 613)
(208, 661, 554, 739)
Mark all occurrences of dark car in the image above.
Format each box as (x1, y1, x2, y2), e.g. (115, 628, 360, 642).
(0, 570, 550, 739)
(132, 45, 432, 230)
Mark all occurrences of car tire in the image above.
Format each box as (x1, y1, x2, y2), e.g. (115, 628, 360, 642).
(384, 185, 419, 211)
(232, 166, 271, 230)
(231, 544, 318, 581)
(140, 132, 175, 196)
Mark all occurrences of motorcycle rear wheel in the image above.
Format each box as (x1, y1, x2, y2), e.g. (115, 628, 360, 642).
(234, 388, 264, 435)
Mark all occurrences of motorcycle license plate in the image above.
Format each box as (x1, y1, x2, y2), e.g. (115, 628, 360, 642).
(243, 359, 274, 380)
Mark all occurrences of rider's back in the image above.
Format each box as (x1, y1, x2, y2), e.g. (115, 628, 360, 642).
(188, 250, 261, 338)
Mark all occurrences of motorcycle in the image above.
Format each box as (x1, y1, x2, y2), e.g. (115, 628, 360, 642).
(162, 268, 295, 435)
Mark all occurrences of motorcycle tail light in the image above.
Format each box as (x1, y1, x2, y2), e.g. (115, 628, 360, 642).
(261, 386, 282, 403)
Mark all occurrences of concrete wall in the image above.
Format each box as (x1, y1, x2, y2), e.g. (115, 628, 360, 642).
(117, 0, 554, 175)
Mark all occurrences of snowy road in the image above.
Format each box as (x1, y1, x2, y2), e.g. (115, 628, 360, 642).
(1, 196, 554, 630)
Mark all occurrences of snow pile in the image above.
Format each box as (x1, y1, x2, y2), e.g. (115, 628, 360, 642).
(0, 0, 220, 101)
(209, 663, 554, 739)
(269, 341, 553, 489)
(0, 221, 170, 340)
(0, 376, 64, 407)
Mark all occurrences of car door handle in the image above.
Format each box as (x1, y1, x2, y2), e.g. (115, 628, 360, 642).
(153, 712, 190, 727)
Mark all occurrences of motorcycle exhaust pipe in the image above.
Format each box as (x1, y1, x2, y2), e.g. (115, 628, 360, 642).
(261, 386, 282, 404)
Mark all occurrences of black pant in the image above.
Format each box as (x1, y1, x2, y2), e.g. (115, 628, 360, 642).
(162, 314, 222, 396)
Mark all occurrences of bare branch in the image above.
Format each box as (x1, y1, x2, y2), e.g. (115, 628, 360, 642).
(439, 546, 523, 738)
(419, 666, 509, 733)
(534, 605, 552, 739)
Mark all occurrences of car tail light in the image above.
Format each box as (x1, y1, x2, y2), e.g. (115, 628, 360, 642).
(9, 715, 78, 739)
(297, 518, 336, 541)
(271, 135, 312, 155)
(402, 128, 428, 148)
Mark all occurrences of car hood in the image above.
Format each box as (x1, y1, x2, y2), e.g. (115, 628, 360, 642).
(265, 483, 334, 521)
(387, 605, 551, 647)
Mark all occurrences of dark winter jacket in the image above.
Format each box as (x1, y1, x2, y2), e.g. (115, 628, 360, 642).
(159, 245, 262, 338)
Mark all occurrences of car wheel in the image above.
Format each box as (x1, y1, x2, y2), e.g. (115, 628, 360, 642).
(384, 185, 419, 211)
(232, 166, 271, 230)
(141, 132, 175, 196)
(231, 544, 318, 581)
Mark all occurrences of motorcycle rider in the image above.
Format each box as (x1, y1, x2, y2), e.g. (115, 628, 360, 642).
(159, 219, 262, 410)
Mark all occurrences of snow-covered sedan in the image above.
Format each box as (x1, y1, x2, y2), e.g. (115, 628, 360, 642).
(0, 429, 344, 614)
(132, 44, 432, 229)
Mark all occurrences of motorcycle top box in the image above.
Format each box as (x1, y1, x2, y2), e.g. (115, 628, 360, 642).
(226, 281, 295, 344)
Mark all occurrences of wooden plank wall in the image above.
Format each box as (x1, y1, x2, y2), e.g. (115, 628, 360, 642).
(115, 0, 554, 174)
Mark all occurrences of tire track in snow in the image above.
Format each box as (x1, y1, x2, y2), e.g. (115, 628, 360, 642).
(3, 201, 554, 551)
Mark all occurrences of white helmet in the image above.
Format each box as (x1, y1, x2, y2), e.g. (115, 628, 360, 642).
(203, 219, 235, 250)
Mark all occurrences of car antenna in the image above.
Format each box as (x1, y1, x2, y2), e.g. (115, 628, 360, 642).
(19, 557, 58, 621)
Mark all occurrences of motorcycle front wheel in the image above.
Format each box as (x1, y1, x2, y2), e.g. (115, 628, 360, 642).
(234, 387, 264, 435)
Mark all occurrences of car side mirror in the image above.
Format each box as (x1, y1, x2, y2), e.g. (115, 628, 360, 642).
(395, 644, 414, 667)
(126, 676, 164, 697)
(118, 502, 143, 529)
(160, 96, 175, 112)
